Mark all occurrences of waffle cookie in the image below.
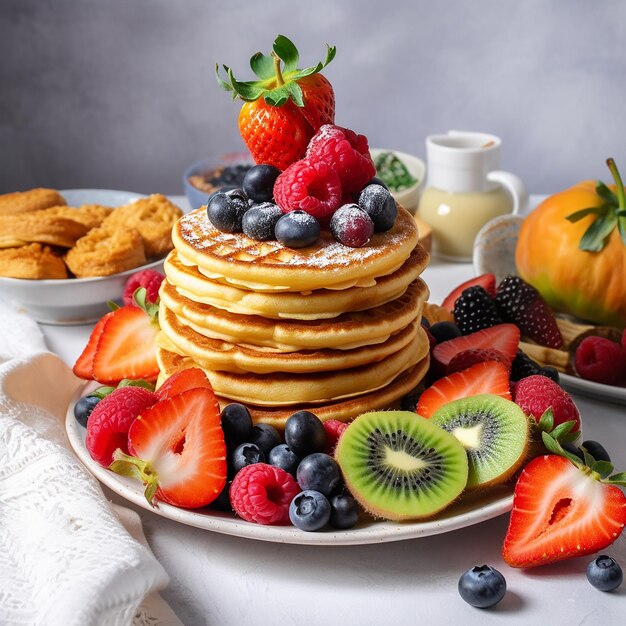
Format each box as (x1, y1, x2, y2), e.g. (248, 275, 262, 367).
(0, 243, 68, 279)
(0, 188, 67, 216)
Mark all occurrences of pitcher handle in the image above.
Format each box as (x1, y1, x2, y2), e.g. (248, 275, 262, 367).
(487, 171, 528, 215)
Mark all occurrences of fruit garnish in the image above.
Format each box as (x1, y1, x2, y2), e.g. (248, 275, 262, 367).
(453, 285, 502, 335)
(154, 366, 214, 402)
(429, 394, 529, 489)
(289, 490, 331, 531)
(216, 35, 336, 171)
(122, 269, 164, 307)
(296, 453, 342, 497)
(335, 410, 469, 521)
(111, 387, 227, 508)
(502, 435, 626, 568)
(586, 555, 623, 592)
(207, 188, 249, 233)
(495, 275, 563, 349)
(220, 403, 253, 449)
(242, 202, 283, 241)
(229, 463, 301, 525)
(283, 410, 326, 457)
(510, 348, 560, 383)
(441, 273, 496, 312)
(329, 203, 374, 248)
(72, 311, 114, 379)
(322, 418, 349, 454)
(416, 361, 512, 419)
(513, 374, 581, 434)
(242, 164, 281, 203)
(305, 124, 376, 195)
(446, 347, 512, 375)
(372, 151, 418, 192)
(357, 184, 398, 232)
(274, 210, 321, 248)
(458, 565, 507, 609)
(273, 158, 342, 220)
(431, 324, 520, 372)
(85, 386, 158, 467)
(574, 335, 626, 386)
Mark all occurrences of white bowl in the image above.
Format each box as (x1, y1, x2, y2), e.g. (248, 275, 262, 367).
(0, 189, 165, 325)
(370, 149, 426, 214)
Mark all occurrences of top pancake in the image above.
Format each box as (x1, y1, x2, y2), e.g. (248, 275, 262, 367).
(172, 205, 419, 292)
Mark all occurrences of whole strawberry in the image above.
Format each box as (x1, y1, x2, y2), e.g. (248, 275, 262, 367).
(495, 275, 563, 348)
(217, 35, 336, 171)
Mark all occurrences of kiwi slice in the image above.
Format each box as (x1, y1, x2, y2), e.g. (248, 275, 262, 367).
(429, 394, 529, 489)
(335, 410, 469, 521)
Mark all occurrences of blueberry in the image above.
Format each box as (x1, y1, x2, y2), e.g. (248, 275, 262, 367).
(231, 442, 265, 473)
(242, 202, 283, 241)
(284, 410, 326, 457)
(429, 321, 462, 343)
(207, 185, 237, 205)
(581, 440, 611, 462)
(207, 188, 249, 232)
(296, 453, 342, 496)
(274, 211, 320, 248)
(330, 203, 374, 247)
(220, 403, 253, 448)
(249, 423, 281, 456)
(400, 389, 421, 412)
(73, 394, 101, 428)
(538, 366, 560, 384)
(243, 164, 281, 203)
(209, 482, 233, 512)
(329, 493, 359, 529)
(289, 490, 331, 531)
(458, 565, 507, 608)
(363, 176, 389, 191)
(561, 442, 583, 460)
(358, 184, 397, 232)
(268, 443, 300, 477)
(586, 555, 623, 591)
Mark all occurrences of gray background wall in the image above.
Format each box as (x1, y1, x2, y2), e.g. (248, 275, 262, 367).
(1, 0, 625, 196)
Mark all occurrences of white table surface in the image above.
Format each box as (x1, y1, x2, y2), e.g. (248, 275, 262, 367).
(38, 196, 626, 625)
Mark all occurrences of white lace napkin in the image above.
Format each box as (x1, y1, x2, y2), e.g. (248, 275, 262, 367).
(0, 304, 181, 626)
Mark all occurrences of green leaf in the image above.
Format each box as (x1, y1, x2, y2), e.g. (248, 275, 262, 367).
(541, 432, 582, 466)
(117, 379, 155, 391)
(287, 81, 304, 107)
(565, 206, 605, 223)
(559, 430, 581, 444)
(273, 35, 299, 73)
(264, 85, 290, 107)
(592, 460, 614, 479)
(537, 408, 554, 432)
(595, 181, 617, 204)
(605, 471, 626, 485)
(92, 386, 115, 399)
(550, 420, 575, 441)
(107, 300, 120, 312)
(323, 44, 337, 67)
(578, 213, 617, 251)
(227, 68, 265, 101)
(250, 52, 275, 80)
(144, 481, 159, 506)
(215, 63, 233, 92)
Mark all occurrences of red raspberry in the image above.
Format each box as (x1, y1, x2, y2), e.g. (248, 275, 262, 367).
(306, 124, 376, 194)
(86, 386, 158, 467)
(446, 348, 513, 375)
(513, 374, 581, 432)
(122, 269, 165, 306)
(323, 419, 349, 454)
(273, 159, 342, 220)
(574, 336, 626, 386)
(621, 328, 626, 351)
(229, 463, 301, 525)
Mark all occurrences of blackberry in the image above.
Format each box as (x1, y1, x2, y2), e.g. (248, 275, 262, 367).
(453, 285, 502, 335)
(538, 366, 560, 384)
(510, 349, 542, 382)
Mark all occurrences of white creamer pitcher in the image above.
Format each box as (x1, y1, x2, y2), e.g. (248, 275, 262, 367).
(418, 131, 528, 261)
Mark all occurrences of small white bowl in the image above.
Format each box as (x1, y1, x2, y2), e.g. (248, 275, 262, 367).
(0, 189, 165, 325)
(370, 149, 426, 214)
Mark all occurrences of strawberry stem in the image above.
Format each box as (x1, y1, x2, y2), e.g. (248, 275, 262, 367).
(607, 158, 626, 210)
(272, 51, 285, 86)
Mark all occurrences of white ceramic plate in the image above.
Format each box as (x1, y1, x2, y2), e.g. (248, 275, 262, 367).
(558, 373, 626, 406)
(66, 383, 513, 546)
(0, 189, 166, 325)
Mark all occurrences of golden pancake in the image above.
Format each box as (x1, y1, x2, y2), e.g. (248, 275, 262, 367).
(159, 277, 428, 351)
(156, 351, 430, 429)
(156, 325, 429, 406)
(163, 246, 428, 320)
(158, 304, 422, 373)
(173, 205, 419, 292)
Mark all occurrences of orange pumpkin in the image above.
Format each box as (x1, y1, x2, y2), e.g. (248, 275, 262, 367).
(516, 174, 626, 329)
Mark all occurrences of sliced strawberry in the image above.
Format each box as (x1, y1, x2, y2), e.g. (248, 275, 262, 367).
(417, 361, 512, 418)
(441, 273, 496, 312)
(73, 311, 114, 379)
(155, 367, 214, 402)
(92, 305, 160, 385)
(446, 348, 513, 375)
(503, 455, 626, 568)
(112, 388, 227, 508)
(432, 324, 520, 372)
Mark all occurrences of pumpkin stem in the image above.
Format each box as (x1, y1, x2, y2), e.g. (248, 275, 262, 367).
(607, 158, 626, 210)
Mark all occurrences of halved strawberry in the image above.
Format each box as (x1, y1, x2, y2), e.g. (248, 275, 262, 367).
(155, 367, 214, 402)
(111, 387, 227, 508)
(432, 324, 520, 372)
(446, 348, 513, 375)
(441, 273, 496, 312)
(73, 311, 114, 379)
(503, 454, 626, 568)
(92, 305, 160, 385)
(417, 361, 512, 418)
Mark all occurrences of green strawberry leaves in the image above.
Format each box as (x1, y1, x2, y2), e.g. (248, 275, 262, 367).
(536, 408, 579, 444)
(566, 158, 626, 251)
(216, 35, 335, 108)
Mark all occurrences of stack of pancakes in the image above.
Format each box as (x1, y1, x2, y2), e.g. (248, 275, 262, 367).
(156, 205, 431, 427)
